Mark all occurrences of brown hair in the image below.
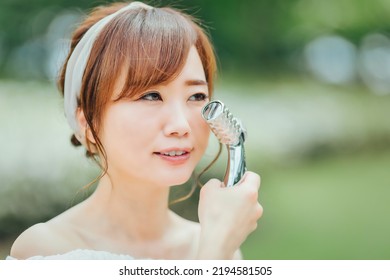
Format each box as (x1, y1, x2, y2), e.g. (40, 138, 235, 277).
(58, 1, 219, 193)
(59, 1, 216, 156)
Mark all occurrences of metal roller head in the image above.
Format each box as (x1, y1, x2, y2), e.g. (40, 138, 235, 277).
(202, 100, 246, 146)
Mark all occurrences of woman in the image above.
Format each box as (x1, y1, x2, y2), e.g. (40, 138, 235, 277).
(9, 1, 262, 260)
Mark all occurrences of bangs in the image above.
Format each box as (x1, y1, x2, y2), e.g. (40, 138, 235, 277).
(93, 7, 198, 101)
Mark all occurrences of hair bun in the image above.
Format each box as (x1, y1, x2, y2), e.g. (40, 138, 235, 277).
(70, 134, 82, 147)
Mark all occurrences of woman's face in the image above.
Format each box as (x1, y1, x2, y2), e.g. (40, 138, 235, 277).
(99, 46, 211, 187)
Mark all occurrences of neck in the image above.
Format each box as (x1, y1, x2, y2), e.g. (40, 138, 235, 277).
(86, 174, 173, 241)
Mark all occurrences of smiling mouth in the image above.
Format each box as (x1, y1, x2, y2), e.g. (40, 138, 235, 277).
(154, 151, 189, 157)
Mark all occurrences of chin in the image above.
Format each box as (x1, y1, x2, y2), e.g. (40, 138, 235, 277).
(156, 169, 193, 187)
(168, 175, 193, 187)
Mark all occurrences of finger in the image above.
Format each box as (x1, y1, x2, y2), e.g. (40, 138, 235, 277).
(205, 178, 223, 188)
(200, 178, 223, 197)
(255, 203, 264, 220)
(236, 171, 261, 190)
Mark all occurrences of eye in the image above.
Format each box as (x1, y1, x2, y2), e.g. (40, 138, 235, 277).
(140, 91, 162, 101)
(188, 93, 208, 102)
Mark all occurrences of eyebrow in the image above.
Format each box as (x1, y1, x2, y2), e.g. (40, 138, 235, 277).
(185, 79, 208, 86)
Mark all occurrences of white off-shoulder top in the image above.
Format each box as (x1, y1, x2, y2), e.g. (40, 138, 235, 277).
(6, 249, 135, 260)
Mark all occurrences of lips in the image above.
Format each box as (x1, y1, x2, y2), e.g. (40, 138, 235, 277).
(154, 148, 192, 164)
(160, 150, 188, 157)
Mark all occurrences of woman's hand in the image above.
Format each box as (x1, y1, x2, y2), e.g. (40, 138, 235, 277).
(197, 171, 263, 259)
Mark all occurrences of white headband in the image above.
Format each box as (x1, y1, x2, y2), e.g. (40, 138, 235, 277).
(64, 2, 151, 133)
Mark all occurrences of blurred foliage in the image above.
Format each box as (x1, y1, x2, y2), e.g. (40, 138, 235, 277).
(243, 148, 390, 259)
(0, 0, 390, 78)
(1, 79, 390, 259)
(1, 0, 390, 260)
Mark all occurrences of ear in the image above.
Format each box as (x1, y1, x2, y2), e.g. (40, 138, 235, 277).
(75, 108, 97, 146)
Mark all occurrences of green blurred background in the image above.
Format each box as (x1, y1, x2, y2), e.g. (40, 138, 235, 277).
(1, 0, 390, 259)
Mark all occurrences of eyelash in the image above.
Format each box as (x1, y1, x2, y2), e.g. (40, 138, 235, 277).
(139, 92, 208, 102)
(189, 93, 208, 102)
(140, 92, 162, 101)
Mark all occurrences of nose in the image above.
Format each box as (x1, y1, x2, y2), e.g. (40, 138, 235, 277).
(163, 102, 191, 137)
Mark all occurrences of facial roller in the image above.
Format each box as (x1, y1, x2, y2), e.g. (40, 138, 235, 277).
(202, 100, 247, 187)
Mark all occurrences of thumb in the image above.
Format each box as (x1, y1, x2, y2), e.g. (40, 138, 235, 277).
(235, 171, 261, 190)
(203, 178, 223, 189)
(200, 178, 223, 197)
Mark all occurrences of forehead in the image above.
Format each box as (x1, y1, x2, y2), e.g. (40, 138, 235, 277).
(111, 46, 206, 100)
(90, 6, 214, 104)
(174, 46, 207, 82)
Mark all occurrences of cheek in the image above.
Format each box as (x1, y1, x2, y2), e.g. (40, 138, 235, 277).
(100, 106, 154, 155)
(200, 122, 210, 142)
(193, 116, 210, 150)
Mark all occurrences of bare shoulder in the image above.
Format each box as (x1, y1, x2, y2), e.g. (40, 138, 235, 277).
(10, 199, 95, 259)
(9, 202, 88, 259)
(10, 221, 80, 259)
(10, 222, 73, 259)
